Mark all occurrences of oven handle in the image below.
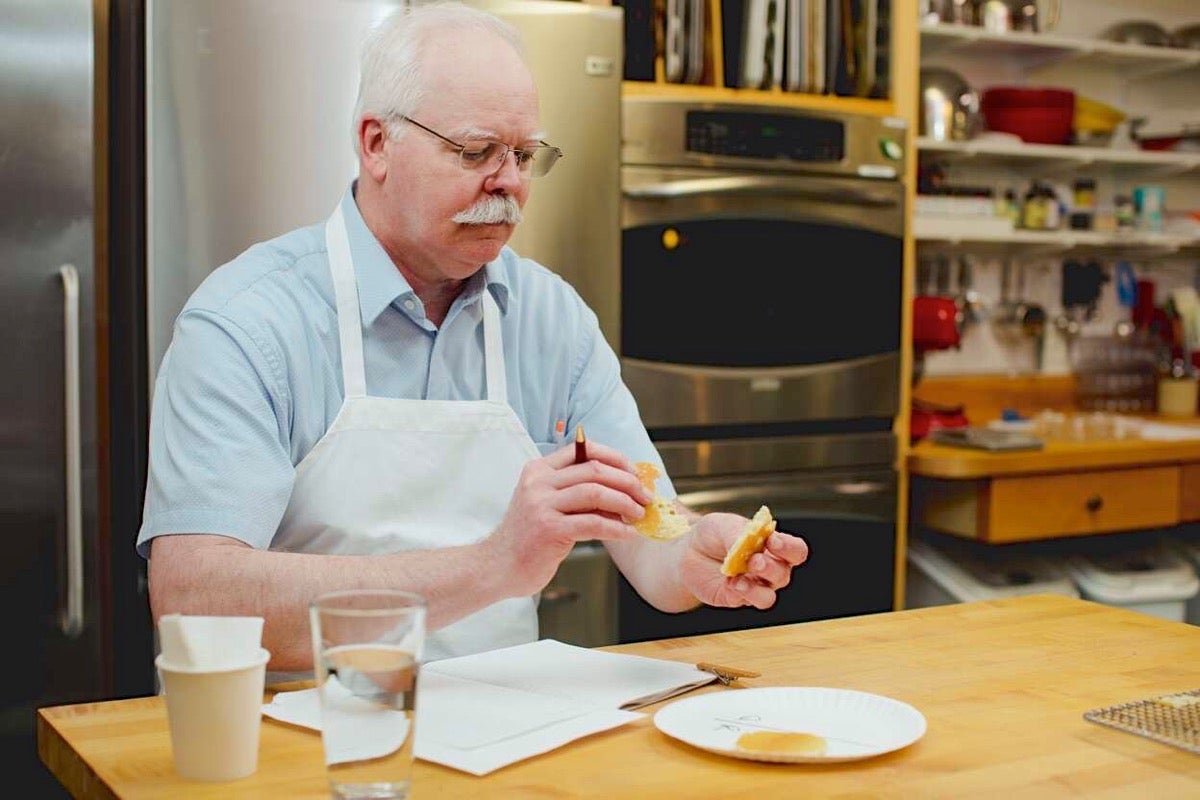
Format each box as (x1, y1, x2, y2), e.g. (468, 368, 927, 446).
(622, 176, 898, 207)
(677, 478, 895, 521)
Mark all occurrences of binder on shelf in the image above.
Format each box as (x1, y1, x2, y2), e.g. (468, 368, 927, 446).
(684, 0, 706, 84)
(808, 0, 826, 94)
(784, 0, 817, 93)
(721, 0, 747, 88)
(740, 0, 772, 90)
(664, 0, 687, 82)
(618, 0, 657, 82)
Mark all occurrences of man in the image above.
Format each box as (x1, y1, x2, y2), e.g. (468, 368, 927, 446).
(138, 1, 808, 674)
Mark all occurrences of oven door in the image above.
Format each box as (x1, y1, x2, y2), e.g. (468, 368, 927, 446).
(617, 467, 897, 643)
(621, 165, 903, 427)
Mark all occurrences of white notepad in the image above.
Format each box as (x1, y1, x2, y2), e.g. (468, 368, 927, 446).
(262, 639, 717, 775)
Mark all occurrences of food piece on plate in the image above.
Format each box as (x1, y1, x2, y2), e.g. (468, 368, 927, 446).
(631, 461, 690, 541)
(735, 730, 827, 756)
(720, 505, 777, 577)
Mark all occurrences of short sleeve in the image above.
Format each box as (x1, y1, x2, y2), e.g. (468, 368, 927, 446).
(136, 309, 296, 558)
(565, 309, 676, 500)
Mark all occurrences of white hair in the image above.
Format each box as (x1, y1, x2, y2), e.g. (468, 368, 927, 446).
(351, 1, 527, 156)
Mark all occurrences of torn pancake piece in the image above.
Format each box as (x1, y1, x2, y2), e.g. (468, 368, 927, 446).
(631, 462, 690, 541)
(720, 505, 777, 577)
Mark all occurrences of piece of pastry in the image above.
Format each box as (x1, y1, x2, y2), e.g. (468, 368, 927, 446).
(631, 462, 690, 541)
(720, 505, 777, 577)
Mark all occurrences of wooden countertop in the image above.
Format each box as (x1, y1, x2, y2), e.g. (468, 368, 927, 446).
(909, 434, 1200, 479)
(39, 596, 1200, 798)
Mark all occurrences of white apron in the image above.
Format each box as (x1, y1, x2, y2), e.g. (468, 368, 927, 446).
(272, 204, 540, 665)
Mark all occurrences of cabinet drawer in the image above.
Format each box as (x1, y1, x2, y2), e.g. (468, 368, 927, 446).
(987, 467, 1180, 543)
(1181, 464, 1200, 522)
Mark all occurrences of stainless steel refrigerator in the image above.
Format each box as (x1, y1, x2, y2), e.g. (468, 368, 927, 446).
(2, 0, 153, 794)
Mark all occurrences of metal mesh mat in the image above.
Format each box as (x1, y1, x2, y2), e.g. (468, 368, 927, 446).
(1084, 689, 1200, 755)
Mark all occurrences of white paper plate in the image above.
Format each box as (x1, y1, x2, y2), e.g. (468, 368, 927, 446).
(653, 687, 926, 763)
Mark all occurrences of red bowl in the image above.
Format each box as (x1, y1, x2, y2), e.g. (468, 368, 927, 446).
(980, 88, 1075, 145)
(981, 87, 1074, 109)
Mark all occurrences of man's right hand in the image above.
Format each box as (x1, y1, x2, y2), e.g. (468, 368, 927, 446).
(485, 439, 652, 597)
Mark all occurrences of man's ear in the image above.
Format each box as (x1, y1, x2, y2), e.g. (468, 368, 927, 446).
(359, 116, 390, 181)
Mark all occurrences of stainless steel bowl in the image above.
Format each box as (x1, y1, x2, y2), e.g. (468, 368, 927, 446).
(1101, 20, 1171, 47)
(919, 67, 979, 142)
(1170, 24, 1200, 50)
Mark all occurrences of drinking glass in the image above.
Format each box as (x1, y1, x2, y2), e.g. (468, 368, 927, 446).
(310, 590, 426, 799)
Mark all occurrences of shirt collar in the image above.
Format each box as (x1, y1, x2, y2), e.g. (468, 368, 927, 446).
(338, 184, 512, 326)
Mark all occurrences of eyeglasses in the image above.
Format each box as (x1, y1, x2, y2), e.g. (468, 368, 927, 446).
(398, 116, 563, 179)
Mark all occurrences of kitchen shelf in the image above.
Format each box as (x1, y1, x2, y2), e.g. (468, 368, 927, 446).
(915, 222, 1200, 259)
(917, 137, 1200, 178)
(622, 81, 897, 119)
(919, 22, 1200, 80)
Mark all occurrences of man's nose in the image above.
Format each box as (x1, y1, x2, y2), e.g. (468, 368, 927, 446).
(487, 148, 525, 184)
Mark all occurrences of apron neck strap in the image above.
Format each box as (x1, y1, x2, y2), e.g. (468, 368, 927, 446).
(325, 203, 509, 404)
(325, 206, 367, 399)
(481, 289, 506, 403)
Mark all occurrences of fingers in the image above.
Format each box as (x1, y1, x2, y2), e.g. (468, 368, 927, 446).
(725, 575, 780, 610)
(551, 451, 654, 505)
(555, 482, 647, 524)
(719, 532, 810, 609)
(763, 531, 809, 567)
(544, 437, 635, 472)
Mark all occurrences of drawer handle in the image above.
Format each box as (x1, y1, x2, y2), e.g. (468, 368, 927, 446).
(1085, 495, 1103, 513)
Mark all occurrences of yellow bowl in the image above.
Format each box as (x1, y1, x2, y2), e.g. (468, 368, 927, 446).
(1074, 96, 1126, 133)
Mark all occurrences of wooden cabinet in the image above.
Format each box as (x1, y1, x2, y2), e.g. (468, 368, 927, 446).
(913, 465, 1180, 542)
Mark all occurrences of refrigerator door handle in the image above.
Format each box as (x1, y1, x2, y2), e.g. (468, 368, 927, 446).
(59, 264, 84, 638)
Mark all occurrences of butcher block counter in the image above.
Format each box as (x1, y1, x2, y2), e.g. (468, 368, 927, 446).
(38, 596, 1200, 798)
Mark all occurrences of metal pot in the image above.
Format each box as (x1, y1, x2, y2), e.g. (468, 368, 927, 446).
(1170, 24, 1200, 50)
(919, 67, 979, 142)
(1101, 20, 1171, 47)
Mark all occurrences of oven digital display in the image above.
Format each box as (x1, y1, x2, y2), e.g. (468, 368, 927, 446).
(685, 111, 845, 162)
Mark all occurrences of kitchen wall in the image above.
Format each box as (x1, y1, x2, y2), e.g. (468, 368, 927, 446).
(919, 0, 1200, 377)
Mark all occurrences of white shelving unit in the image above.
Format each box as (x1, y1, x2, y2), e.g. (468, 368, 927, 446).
(916, 137, 1200, 178)
(914, 219, 1200, 258)
(919, 21, 1200, 80)
(913, 0, 1200, 379)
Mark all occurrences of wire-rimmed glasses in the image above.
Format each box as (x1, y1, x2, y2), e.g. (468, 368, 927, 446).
(399, 116, 562, 178)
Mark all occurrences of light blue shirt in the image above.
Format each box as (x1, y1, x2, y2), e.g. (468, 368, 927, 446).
(137, 186, 672, 558)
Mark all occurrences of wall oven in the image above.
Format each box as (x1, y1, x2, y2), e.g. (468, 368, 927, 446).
(616, 97, 908, 642)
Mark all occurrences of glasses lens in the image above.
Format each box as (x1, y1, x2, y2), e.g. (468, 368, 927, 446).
(529, 146, 561, 178)
(458, 140, 504, 172)
(457, 140, 561, 178)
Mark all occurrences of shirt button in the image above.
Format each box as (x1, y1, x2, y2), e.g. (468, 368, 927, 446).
(403, 299, 415, 311)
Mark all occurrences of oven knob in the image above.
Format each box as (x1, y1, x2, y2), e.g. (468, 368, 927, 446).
(879, 138, 904, 160)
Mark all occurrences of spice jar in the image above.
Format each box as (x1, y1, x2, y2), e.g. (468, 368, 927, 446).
(1115, 194, 1136, 230)
(1070, 178, 1095, 230)
(1021, 181, 1046, 230)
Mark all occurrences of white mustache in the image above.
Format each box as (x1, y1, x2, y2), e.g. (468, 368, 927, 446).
(452, 194, 523, 225)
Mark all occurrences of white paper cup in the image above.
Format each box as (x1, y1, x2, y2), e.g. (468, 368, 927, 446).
(156, 648, 270, 781)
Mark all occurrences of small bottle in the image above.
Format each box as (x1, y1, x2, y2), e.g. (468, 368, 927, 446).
(1003, 189, 1019, 225)
(1022, 182, 1045, 230)
(1070, 178, 1096, 230)
(1042, 185, 1062, 230)
(1115, 194, 1136, 230)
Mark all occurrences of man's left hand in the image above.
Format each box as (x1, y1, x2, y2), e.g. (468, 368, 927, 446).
(680, 513, 809, 610)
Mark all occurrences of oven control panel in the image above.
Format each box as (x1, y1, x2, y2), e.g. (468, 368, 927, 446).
(623, 96, 907, 178)
(685, 110, 845, 162)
